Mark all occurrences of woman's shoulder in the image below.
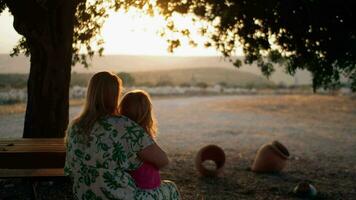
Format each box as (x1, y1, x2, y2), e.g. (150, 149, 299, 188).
(103, 115, 146, 134)
(67, 121, 80, 135)
(102, 115, 136, 127)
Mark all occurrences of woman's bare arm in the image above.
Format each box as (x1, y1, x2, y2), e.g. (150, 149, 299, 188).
(137, 143, 169, 169)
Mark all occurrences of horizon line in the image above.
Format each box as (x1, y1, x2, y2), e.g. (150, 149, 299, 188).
(0, 53, 244, 58)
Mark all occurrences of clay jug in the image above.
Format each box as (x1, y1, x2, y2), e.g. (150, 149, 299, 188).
(251, 140, 290, 172)
(195, 144, 226, 177)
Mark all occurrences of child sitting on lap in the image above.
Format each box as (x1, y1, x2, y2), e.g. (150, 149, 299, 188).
(119, 89, 160, 189)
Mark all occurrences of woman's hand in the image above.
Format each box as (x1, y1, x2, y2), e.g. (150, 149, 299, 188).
(138, 143, 169, 169)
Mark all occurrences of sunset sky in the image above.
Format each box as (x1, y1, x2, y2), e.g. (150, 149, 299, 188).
(0, 9, 312, 85)
(0, 9, 243, 56)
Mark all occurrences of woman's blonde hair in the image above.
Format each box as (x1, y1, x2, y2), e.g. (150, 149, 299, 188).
(119, 90, 157, 138)
(71, 71, 122, 139)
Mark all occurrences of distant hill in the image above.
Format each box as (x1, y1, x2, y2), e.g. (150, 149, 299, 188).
(131, 67, 274, 87)
(0, 54, 311, 85)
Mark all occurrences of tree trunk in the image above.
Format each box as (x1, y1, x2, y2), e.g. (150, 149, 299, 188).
(6, 0, 76, 138)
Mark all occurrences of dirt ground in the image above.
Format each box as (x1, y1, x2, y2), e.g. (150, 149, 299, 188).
(1, 94, 355, 199)
(160, 95, 356, 199)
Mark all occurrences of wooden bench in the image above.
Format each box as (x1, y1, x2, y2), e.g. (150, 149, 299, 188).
(0, 138, 67, 199)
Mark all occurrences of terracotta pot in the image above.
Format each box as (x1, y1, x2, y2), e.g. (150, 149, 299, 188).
(251, 140, 290, 172)
(195, 144, 226, 177)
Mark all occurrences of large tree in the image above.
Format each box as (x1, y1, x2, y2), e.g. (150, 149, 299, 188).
(1, 0, 75, 138)
(0, 0, 355, 138)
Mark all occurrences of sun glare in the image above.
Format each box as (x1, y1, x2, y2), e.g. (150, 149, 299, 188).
(0, 9, 242, 56)
(101, 9, 223, 56)
(0, 10, 21, 53)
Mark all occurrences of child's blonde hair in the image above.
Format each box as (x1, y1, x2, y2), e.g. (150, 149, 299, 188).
(119, 90, 157, 138)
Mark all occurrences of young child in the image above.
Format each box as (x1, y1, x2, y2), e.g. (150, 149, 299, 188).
(119, 89, 161, 190)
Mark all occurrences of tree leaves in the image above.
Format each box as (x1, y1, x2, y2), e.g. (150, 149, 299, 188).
(0, 0, 6, 13)
(10, 37, 30, 57)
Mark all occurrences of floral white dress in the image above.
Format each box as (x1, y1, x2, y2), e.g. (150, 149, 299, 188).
(64, 115, 180, 200)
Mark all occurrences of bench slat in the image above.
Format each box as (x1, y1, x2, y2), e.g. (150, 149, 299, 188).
(0, 152, 66, 168)
(0, 138, 64, 142)
(0, 138, 66, 177)
(0, 143, 64, 146)
(0, 138, 65, 152)
(1, 146, 65, 152)
(0, 168, 64, 177)
(0, 138, 64, 145)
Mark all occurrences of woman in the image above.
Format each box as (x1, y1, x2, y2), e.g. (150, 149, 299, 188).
(64, 71, 180, 200)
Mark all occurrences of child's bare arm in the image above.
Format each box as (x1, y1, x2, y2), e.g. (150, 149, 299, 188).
(138, 143, 169, 169)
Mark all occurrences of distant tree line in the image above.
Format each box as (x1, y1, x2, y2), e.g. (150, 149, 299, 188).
(1, 72, 326, 90)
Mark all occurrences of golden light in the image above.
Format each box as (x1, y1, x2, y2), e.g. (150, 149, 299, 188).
(1, 9, 243, 56)
(0, 10, 21, 53)
(101, 9, 230, 56)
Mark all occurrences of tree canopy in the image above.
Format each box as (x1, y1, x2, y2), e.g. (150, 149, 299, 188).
(1, 0, 356, 91)
(159, 0, 356, 91)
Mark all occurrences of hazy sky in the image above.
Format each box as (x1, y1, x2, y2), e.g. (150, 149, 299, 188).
(0, 9, 243, 56)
